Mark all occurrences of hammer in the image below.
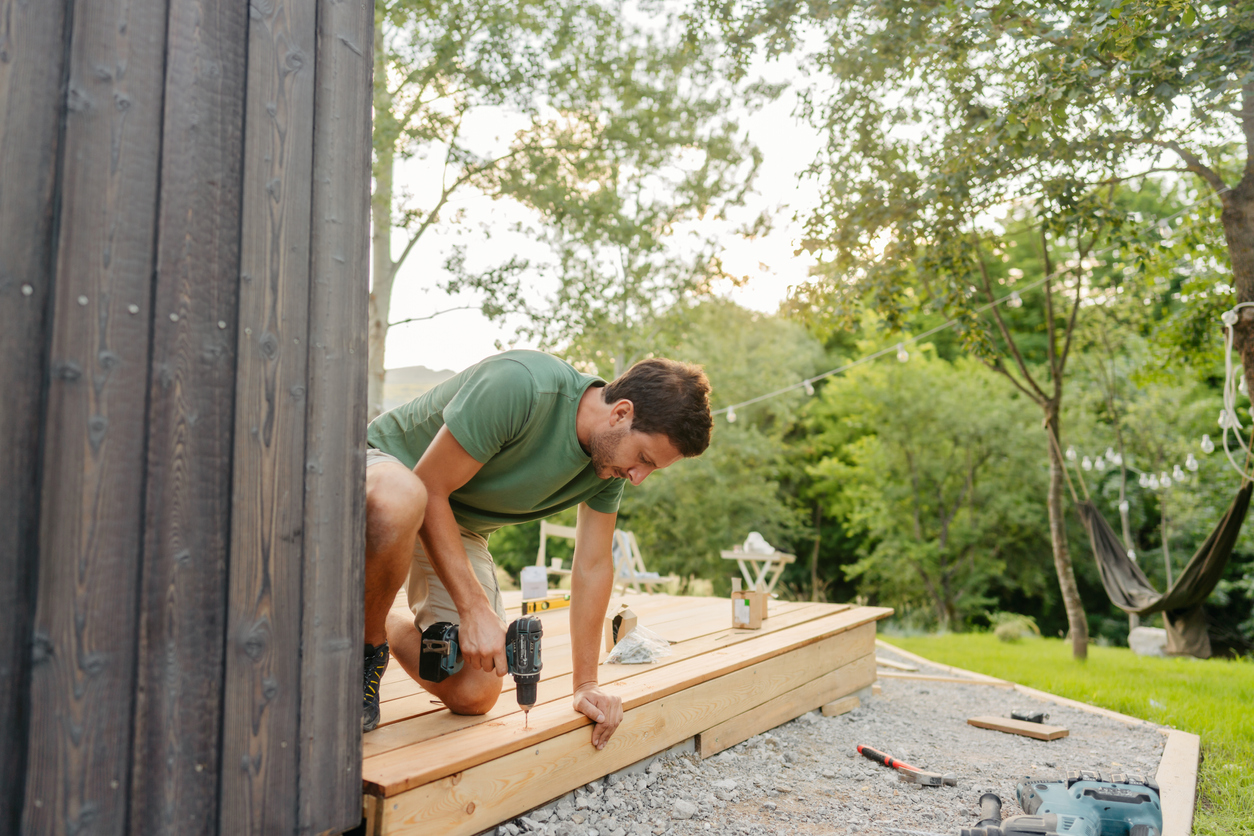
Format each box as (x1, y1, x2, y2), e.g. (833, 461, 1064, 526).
(857, 744, 958, 787)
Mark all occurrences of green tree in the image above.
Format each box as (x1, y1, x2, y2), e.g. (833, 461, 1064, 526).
(696, 0, 1252, 657)
(445, 30, 773, 378)
(807, 354, 1050, 629)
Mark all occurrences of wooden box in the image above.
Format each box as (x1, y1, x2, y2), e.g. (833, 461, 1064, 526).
(604, 604, 638, 652)
(731, 578, 766, 629)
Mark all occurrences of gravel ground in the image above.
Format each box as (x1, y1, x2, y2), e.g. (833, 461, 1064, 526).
(492, 647, 1167, 836)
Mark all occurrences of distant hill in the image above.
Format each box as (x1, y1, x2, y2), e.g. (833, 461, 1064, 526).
(383, 364, 455, 411)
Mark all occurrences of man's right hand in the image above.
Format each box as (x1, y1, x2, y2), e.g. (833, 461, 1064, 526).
(457, 605, 508, 677)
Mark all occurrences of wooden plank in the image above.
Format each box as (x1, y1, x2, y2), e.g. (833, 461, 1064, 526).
(366, 606, 891, 795)
(697, 639, 876, 757)
(821, 695, 861, 717)
(0, 0, 71, 829)
(379, 629, 882, 835)
(219, 0, 319, 831)
(297, 0, 373, 832)
(367, 600, 844, 752)
(20, 1, 169, 833)
(875, 656, 917, 671)
(967, 716, 1069, 741)
(127, 1, 250, 832)
(878, 671, 1013, 687)
(1157, 730, 1200, 836)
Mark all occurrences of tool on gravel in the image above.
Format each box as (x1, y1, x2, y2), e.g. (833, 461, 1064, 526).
(418, 617, 544, 728)
(958, 771, 1163, 836)
(1010, 708, 1049, 724)
(856, 744, 958, 787)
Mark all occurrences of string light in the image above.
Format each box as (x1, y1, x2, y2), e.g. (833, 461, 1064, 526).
(1094, 457, 1106, 472)
(1186, 453, 1199, 472)
(804, 380, 815, 396)
(726, 406, 737, 424)
(1007, 290, 1023, 308)
(1065, 446, 1077, 462)
(1201, 434, 1215, 454)
(896, 343, 909, 363)
(1082, 456, 1093, 471)
(1173, 464, 1186, 481)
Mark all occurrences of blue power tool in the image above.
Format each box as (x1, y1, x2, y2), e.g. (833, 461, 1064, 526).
(960, 771, 1163, 836)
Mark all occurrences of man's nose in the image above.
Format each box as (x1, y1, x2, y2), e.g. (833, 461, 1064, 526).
(628, 466, 654, 486)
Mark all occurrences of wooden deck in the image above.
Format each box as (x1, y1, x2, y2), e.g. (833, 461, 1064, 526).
(361, 592, 892, 836)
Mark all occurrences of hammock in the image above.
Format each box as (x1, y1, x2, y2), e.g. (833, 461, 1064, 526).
(1076, 482, 1251, 658)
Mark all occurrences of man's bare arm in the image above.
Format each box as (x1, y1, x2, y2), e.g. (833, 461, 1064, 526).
(413, 425, 507, 675)
(570, 503, 624, 749)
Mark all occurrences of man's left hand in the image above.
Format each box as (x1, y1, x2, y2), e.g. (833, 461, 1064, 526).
(572, 683, 623, 750)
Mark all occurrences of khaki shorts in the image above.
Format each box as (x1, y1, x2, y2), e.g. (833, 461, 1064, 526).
(366, 447, 507, 630)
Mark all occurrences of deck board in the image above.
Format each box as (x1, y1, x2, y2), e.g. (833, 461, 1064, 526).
(363, 593, 891, 834)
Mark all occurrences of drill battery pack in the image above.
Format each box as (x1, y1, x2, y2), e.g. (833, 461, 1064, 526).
(1017, 771, 1163, 836)
(418, 621, 463, 682)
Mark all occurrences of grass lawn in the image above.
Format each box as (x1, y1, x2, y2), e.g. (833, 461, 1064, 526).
(885, 633, 1254, 836)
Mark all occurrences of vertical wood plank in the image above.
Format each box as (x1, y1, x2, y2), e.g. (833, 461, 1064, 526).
(220, 0, 318, 831)
(0, 0, 71, 830)
(128, 0, 250, 833)
(20, 0, 170, 833)
(299, 0, 372, 831)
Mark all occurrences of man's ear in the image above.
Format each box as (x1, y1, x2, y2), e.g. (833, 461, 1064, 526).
(609, 398, 635, 427)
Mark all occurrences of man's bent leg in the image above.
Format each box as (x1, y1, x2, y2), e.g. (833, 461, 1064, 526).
(365, 458, 426, 646)
(386, 609, 504, 715)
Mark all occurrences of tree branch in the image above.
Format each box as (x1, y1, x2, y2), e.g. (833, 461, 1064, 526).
(387, 144, 528, 283)
(1040, 226, 1060, 395)
(1244, 82, 1254, 183)
(972, 234, 1048, 402)
(1058, 232, 1095, 375)
(388, 305, 480, 327)
(981, 357, 1044, 405)
(1145, 138, 1230, 195)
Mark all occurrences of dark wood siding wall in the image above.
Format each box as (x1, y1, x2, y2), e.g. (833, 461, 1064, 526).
(0, 1, 372, 834)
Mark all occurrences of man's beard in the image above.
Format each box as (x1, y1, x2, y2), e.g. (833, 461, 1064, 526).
(589, 423, 628, 479)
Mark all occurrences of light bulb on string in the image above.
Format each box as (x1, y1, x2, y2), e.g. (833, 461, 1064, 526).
(1082, 456, 1092, 472)
(1118, 500, 1130, 513)
(804, 380, 815, 396)
(1173, 464, 1186, 481)
(1241, 376, 1249, 396)
(1148, 474, 1160, 490)
(896, 343, 909, 363)
(1105, 447, 1117, 463)
(1218, 409, 1233, 429)
(1186, 453, 1199, 471)
(1128, 549, 1137, 562)
(1094, 457, 1106, 472)
(1065, 446, 1077, 462)
(1201, 434, 1215, 454)
(726, 406, 737, 424)
(1007, 291, 1023, 308)
(1160, 471, 1171, 488)
(1139, 473, 1150, 489)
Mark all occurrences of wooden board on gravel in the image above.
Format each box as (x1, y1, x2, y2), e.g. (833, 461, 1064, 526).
(967, 715, 1070, 740)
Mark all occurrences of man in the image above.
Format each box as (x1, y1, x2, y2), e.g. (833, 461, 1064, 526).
(361, 350, 712, 750)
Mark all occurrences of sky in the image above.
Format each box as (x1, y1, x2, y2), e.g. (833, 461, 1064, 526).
(378, 51, 826, 374)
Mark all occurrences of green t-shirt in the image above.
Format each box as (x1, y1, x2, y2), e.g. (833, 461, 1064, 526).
(367, 350, 625, 535)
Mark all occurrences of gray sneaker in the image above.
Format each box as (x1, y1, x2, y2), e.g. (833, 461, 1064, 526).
(363, 641, 389, 732)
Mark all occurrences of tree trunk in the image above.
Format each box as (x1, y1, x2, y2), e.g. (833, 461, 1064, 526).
(1045, 405, 1089, 659)
(369, 142, 394, 421)
(1225, 177, 1254, 404)
(368, 20, 394, 422)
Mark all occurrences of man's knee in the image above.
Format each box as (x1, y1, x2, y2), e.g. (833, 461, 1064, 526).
(366, 464, 427, 548)
(444, 677, 502, 716)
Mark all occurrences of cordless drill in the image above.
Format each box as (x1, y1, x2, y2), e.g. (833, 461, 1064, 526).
(960, 771, 1163, 836)
(418, 616, 543, 725)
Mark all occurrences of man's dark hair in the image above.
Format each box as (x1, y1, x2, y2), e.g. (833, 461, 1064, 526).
(602, 358, 712, 457)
